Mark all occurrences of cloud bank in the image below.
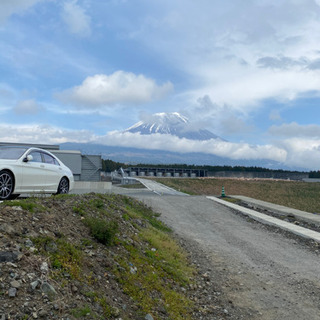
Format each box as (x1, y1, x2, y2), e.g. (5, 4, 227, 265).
(1, 123, 320, 170)
(0, 123, 96, 145)
(57, 71, 173, 108)
(98, 131, 287, 162)
(269, 122, 320, 138)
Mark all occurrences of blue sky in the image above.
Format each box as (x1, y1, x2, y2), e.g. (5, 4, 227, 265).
(1, 0, 320, 169)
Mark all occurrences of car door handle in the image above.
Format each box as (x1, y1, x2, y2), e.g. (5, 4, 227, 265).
(40, 165, 45, 168)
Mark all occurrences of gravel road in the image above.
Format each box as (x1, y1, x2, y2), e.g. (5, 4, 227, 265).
(117, 184, 320, 320)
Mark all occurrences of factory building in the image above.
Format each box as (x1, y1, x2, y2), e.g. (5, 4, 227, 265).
(124, 166, 208, 178)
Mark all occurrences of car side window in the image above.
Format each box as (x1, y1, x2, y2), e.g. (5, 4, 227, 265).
(43, 153, 59, 166)
(29, 151, 43, 163)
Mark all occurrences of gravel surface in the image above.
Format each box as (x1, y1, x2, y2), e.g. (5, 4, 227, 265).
(234, 199, 320, 233)
(127, 192, 320, 320)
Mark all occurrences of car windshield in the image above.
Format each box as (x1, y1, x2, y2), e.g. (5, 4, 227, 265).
(0, 147, 28, 159)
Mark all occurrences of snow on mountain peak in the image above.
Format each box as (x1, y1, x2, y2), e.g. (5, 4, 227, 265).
(124, 112, 225, 141)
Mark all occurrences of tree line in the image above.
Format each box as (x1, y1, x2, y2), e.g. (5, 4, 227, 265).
(102, 159, 319, 177)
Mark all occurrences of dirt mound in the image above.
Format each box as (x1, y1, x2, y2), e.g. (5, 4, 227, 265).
(0, 194, 229, 320)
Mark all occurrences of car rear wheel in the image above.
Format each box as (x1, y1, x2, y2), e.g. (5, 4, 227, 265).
(56, 177, 69, 194)
(0, 170, 14, 200)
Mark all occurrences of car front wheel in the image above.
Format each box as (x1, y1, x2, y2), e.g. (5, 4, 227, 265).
(56, 177, 69, 194)
(0, 170, 14, 200)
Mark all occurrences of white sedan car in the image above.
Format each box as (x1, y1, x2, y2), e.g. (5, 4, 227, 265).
(0, 146, 74, 200)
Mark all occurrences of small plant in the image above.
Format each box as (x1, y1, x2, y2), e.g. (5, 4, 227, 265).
(84, 217, 118, 246)
(90, 198, 104, 209)
(80, 238, 95, 248)
(73, 205, 86, 216)
(97, 297, 119, 318)
(71, 305, 92, 318)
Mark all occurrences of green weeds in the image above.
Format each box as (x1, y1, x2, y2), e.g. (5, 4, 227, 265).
(123, 196, 171, 232)
(84, 217, 118, 246)
(32, 236, 82, 279)
(71, 305, 91, 318)
(5, 198, 45, 213)
(114, 223, 194, 319)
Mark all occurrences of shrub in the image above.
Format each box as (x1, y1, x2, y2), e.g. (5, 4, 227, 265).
(85, 217, 118, 246)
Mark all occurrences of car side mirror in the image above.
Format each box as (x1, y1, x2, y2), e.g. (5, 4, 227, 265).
(23, 155, 33, 162)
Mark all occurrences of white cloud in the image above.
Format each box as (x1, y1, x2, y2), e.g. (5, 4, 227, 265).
(14, 99, 44, 115)
(0, 0, 41, 23)
(2, 122, 320, 170)
(192, 67, 320, 113)
(275, 138, 320, 169)
(61, 0, 91, 36)
(0, 123, 96, 144)
(268, 123, 320, 168)
(183, 95, 253, 136)
(95, 131, 320, 169)
(57, 71, 173, 108)
(121, 1, 320, 115)
(94, 131, 287, 162)
(269, 122, 320, 138)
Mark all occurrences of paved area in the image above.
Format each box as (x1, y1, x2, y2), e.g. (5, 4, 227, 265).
(232, 195, 320, 226)
(134, 178, 188, 196)
(207, 196, 320, 243)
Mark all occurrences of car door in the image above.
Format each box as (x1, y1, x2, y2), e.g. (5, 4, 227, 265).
(21, 151, 46, 192)
(41, 152, 62, 192)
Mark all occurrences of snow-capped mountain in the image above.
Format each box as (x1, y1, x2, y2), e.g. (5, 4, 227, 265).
(124, 112, 224, 141)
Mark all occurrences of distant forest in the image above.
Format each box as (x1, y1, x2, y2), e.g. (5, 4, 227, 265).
(102, 159, 320, 178)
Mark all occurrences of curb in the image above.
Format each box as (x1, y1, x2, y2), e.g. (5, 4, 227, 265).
(207, 196, 320, 243)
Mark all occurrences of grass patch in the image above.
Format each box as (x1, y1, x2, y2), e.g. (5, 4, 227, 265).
(84, 217, 118, 246)
(5, 198, 46, 213)
(80, 291, 119, 318)
(71, 305, 91, 318)
(155, 178, 320, 213)
(140, 228, 193, 284)
(32, 236, 83, 279)
(115, 236, 194, 319)
(114, 218, 194, 319)
(123, 196, 171, 232)
(222, 197, 241, 204)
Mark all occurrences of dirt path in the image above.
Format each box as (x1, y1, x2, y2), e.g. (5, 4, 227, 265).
(127, 192, 320, 320)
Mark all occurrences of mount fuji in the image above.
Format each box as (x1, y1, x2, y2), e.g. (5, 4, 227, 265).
(60, 112, 297, 170)
(124, 112, 225, 141)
